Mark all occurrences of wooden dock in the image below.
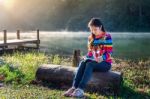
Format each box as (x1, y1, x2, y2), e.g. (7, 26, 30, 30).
(0, 30, 40, 51)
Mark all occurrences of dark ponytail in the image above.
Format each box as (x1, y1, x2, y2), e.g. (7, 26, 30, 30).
(88, 18, 105, 32)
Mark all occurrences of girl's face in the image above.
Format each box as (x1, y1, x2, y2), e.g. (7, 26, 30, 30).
(89, 25, 102, 36)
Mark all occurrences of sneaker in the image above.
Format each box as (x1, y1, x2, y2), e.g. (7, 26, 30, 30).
(63, 87, 76, 97)
(71, 88, 84, 98)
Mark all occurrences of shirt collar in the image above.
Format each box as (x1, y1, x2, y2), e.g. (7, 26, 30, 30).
(95, 32, 106, 39)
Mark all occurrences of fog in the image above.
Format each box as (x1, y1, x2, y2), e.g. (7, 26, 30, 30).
(0, 0, 150, 32)
(0, 0, 65, 30)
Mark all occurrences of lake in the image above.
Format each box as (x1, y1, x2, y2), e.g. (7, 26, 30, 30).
(0, 31, 150, 60)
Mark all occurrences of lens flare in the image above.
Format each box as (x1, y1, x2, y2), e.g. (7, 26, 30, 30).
(0, 0, 15, 9)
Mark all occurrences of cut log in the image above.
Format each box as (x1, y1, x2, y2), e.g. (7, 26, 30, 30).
(36, 64, 123, 94)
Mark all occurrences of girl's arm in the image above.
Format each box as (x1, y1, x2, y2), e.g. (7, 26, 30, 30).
(84, 35, 95, 61)
(102, 34, 113, 63)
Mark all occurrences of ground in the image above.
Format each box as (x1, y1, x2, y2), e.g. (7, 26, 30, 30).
(0, 51, 150, 98)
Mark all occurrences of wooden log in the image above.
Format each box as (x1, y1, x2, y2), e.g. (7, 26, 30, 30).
(36, 64, 123, 94)
(72, 50, 81, 67)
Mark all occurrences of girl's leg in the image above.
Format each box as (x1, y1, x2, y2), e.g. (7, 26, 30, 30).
(78, 61, 111, 89)
(64, 60, 88, 97)
(72, 60, 90, 88)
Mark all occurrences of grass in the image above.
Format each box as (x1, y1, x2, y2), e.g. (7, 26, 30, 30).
(112, 58, 150, 98)
(0, 51, 150, 98)
(0, 85, 108, 99)
(0, 52, 49, 84)
(0, 51, 72, 85)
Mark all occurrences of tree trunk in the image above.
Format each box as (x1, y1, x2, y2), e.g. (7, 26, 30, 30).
(36, 64, 123, 94)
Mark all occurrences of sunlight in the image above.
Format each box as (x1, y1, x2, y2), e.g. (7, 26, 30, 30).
(0, 0, 15, 9)
(0, 0, 4, 4)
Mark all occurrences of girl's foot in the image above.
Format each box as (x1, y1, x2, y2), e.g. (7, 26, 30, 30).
(63, 87, 76, 97)
(71, 88, 84, 98)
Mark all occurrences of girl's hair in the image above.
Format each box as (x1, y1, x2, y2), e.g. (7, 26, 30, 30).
(88, 18, 106, 51)
(88, 18, 105, 32)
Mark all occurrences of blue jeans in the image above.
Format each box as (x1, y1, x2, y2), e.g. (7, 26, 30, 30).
(72, 60, 111, 89)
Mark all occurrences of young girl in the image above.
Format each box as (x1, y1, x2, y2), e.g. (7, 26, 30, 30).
(63, 18, 113, 98)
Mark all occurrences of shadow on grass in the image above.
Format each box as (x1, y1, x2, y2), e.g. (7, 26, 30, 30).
(118, 84, 150, 99)
(32, 80, 150, 99)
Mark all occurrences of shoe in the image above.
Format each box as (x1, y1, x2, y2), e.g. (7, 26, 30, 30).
(63, 87, 76, 97)
(71, 88, 84, 98)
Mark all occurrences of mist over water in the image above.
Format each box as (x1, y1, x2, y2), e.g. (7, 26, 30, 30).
(0, 0, 150, 32)
(0, 31, 150, 60)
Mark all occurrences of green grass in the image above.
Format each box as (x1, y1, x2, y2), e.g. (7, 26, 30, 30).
(0, 51, 72, 85)
(112, 58, 150, 98)
(0, 51, 150, 98)
(0, 52, 49, 84)
(0, 85, 108, 99)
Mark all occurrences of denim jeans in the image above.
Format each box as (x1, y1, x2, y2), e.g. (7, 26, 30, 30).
(72, 60, 111, 89)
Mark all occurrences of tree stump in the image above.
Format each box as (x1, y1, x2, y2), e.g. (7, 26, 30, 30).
(36, 64, 123, 94)
(72, 49, 81, 67)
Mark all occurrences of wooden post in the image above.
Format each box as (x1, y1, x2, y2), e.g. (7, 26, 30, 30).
(3, 30, 7, 44)
(17, 30, 20, 39)
(3, 30, 7, 50)
(16, 30, 23, 49)
(72, 49, 81, 67)
(36, 29, 40, 48)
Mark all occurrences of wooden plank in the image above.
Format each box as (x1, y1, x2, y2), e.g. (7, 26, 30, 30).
(0, 39, 39, 47)
(0, 30, 40, 50)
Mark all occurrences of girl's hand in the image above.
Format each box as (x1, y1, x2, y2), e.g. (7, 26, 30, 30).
(87, 51, 93, 57)
(80, 56, 86, 60)
(98, 56, 103, 62)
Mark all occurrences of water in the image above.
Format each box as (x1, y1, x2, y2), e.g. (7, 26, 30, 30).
(0, 31, 150, 60)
